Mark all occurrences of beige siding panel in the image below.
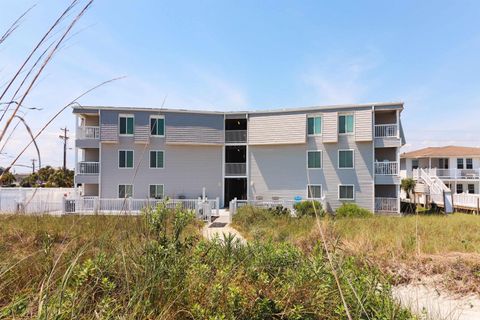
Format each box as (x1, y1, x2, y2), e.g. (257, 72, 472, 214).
(355, 109, 373, 141)
(100, 124, 118, 143)
(134, 125, 149, 144)
(248, 114, 306, 145)
(322, 112, 338, 143)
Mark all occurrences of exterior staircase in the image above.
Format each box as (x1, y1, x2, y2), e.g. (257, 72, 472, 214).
(413, 169, 453, 213)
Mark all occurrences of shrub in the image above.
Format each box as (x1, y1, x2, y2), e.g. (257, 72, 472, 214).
(267, 205, 290, 216)
(336, 203, 373, 218)
(294, 200, 324, 217)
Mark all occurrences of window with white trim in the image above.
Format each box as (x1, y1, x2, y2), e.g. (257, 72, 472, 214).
(149, 184, 164, 199)
(118, 184, 133, 198)
(339, 114, 354, 134)
(468, 184, 475, 194)
(466, 158, 473, 170)
(119, 115, 134, 135)
(307, 151, 322, 169)
(119, 150, 134, 168)
(456, 184, 463, 194)
(307, 185, 322, 199)
(457, 158, 464, 169)
(307, 116, 322, 135)
(150, 150, 164, 168)
(339, 185, 354, 200)
(338, 150, 354, 169)
(150, 116, 165, 136)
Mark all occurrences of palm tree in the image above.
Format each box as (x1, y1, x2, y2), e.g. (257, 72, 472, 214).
(401, 178, 416, 213)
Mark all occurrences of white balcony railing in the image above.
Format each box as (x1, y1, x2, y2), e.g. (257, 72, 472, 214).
(375, 197, 398, 212)
(375, 161, 399, 175)
(77, 161, 99, 175)
(225, 130, 247, 143)
(413, 168, 480, 180)
(77, 126, 100, 139)
(374, 124, 398, 138)
(225, 163, 246, 176)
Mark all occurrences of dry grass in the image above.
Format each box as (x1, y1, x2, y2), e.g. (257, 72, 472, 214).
(233, 209, 480, 295)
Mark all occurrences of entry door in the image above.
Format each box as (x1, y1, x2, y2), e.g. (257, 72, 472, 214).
(224, 178, 247, 206)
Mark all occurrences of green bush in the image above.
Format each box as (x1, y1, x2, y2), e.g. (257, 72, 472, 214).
(294, 200, 324, 217)
(336, 203, 373, 218)
(267, 205, 290, 216)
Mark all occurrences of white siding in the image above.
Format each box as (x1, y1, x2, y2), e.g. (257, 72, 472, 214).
(248, 114, 306, 145)
(322, 112, 338, 143)
(355, 109, 373, 141)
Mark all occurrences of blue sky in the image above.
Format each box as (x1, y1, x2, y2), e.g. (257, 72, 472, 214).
(1, 1, 480, 172)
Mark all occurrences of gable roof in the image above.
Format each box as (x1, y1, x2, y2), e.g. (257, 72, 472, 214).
(401, 146, 480, 158)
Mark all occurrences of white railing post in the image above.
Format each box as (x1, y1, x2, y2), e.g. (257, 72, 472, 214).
(216, 197, 220, 216)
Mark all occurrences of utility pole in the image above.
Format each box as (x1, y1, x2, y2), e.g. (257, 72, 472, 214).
(59, 127, 69, 173)
(31, 158, 36, 173)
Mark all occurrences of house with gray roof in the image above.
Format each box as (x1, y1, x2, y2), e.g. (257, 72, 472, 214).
(73, 102, 405, 213)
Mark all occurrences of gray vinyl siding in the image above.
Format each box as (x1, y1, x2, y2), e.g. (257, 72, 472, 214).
(134, 111, 150, 144)
(355, 109, 373, 141)
(248, 113, 306, 145)
(322, 112, 338, 143)
(100, 140, 223, 201)
(249, 135, 374, 212)
(165, 113, 224, 145)
(100, 110, 119, 143)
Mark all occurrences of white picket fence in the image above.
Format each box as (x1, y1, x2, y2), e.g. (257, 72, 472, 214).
(0, 188, 77, 214)
(0, 188, 220, 220)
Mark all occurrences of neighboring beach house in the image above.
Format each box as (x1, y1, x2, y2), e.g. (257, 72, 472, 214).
(401, 146, 480, 195)
(73, 102, 405, 213)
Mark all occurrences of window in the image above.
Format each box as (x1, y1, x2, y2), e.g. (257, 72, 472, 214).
(339, 114, 354, 134)
(118, 184, 133, 198)
(457, 158, 464, 169)
(456, 184, 463, 194)
(339, 185, 354, 200)
(466, 158, 473, 170)
(412, 159, 419, 170)
(150, 150, 164, 168)
(149, 184, 164, 199)
(338, 150, 354, 169)
(307, 116, 322, 135)
(307, 185, 322, 198)
(307, 151, 322, 169)
(119, 115, 134, 135)
(468, 184, 475, 194)
(439, 158, 449, 169)
(150, 116, 165, 136)
(119, 150, 134, 168)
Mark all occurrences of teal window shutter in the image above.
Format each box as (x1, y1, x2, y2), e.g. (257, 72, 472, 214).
(157, 151, 164, 168)
(307, 118, 314, 135)
(346, 115, 354, 133)
(314, 117, 321, 134)
(127, 117, 134, 134)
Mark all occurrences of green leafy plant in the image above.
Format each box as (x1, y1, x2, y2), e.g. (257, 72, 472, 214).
(294, 200, 324, 217)
(336, 203, 373, 218)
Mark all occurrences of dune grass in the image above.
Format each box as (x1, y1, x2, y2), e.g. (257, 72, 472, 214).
(0, 205, 414, 319)
(232, 207, 480, 294)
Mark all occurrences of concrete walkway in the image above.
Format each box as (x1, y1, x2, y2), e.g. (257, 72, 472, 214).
(202, 210, 246, 244)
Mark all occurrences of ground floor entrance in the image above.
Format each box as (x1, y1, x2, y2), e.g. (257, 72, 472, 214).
(224, 178, 247, 206)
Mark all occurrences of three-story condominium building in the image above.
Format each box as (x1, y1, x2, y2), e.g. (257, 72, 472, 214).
(73, 102, 406, 213)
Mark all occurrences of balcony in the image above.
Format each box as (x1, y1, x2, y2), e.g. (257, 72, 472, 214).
(418, 168, 480, 180)
(375, 161, 399, 175)
(225, 163, 246, 176)
(375, 197, 398, 213)
(77, 126, 100, 139)
(374, 124, 398, 138)
(225, 130, 247, 143)
(77, 161, 99, 175)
